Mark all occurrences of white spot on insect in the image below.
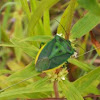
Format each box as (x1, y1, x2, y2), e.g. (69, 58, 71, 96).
(73, 52, 78, 58)
(61, 76, 65, 80)
(57, 33, 63, 36)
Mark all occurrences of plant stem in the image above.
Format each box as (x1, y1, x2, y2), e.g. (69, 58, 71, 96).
(53, 80, 59, 98)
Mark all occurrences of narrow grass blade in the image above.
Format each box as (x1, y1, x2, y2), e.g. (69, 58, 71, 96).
(10, 38, 39, 58)
(0, 43, 15, 47)
(6, 61, 38, 82)
(71, 13, 100, 39)
(0, 77, 49, 99)
(43, 10, 51, 35)
(73, 66, 100, 93)
(68, 58, 93, 72)
(19, 0, 31, 20)
(0, 28, 10, 43)
(77, 0, 100, 16)
(2, 0, 11, 29)
(28, 0, 59, 35)
(7, 60, 23, 71)
(30, 0, 44, 36)
(57, 0, 76, 38)
(0, 2, 16, 13)
(0, 70, 13, 75)
(0, 26, 1, 43)
(20, 35, 52, 42)
(59, 80, 84, 100)
(13, 4, 24, 62)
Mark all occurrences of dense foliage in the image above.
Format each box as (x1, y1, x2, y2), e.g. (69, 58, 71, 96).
(0, 0, 100, 100)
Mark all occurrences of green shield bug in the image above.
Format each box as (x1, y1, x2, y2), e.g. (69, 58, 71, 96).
(35, 35, 75, 72)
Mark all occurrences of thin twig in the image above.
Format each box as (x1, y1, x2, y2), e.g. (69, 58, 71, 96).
(53, 80, 59, 98)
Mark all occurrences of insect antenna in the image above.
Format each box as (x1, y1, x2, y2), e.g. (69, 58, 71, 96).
(73, 43, 85, 51)
(55, 19, 86, 51)
(55, 19, 67, 33)
(75, 46, 100, 58)
(0, 75, 39, 93)
(54, 19, 69, 39)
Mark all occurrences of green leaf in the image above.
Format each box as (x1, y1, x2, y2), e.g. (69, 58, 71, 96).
(10, 38, 39, 58)
(14, 48, 22, 63)
(0, 43, 15, 47)
(77, 0, 100, 16)
(0, 26, 1, 43)
(20, 35, 53, 42)
(0, 76, 8, 90)
(2, 0, 12, 29)
(6, 61, 39, 82)
(0, 70, 13, 75)
(0, 28, 10, 43)
(30, 0, 44, 36)
(0, 2, 16, 13)
(7, 60, 23, 71)
(25, 92, 50, 99)
(73, 66, 100, 93)
(30, 0, 36, 13)
(70, 13, 100, 39)
(57, 0, 76, 36)
(68, 58, 93, 72)
(0, 39, 39, 59)
(19, 0, 31, 20)
(0, 62, 40, 95)
(13, 5, 24, 62)
(0, 77, 50, 99)
(28, 0, 59, 35)
(43, 10, 51, 35)
(59, 80, 84, 100)
(83, 80, 100, 95)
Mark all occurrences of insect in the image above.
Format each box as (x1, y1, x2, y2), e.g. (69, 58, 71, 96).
(35, 35, 75, 72)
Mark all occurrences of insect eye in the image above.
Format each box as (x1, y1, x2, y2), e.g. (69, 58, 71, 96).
(59, 50, 62, 53)
(59, 38, 63, 42)
(67, 45, 71, 51)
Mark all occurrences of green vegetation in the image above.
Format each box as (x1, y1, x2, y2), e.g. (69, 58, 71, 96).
(0, 0, 100, 100)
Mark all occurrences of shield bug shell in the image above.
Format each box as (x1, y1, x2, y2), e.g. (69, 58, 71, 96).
(35, 35, 75, 72)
